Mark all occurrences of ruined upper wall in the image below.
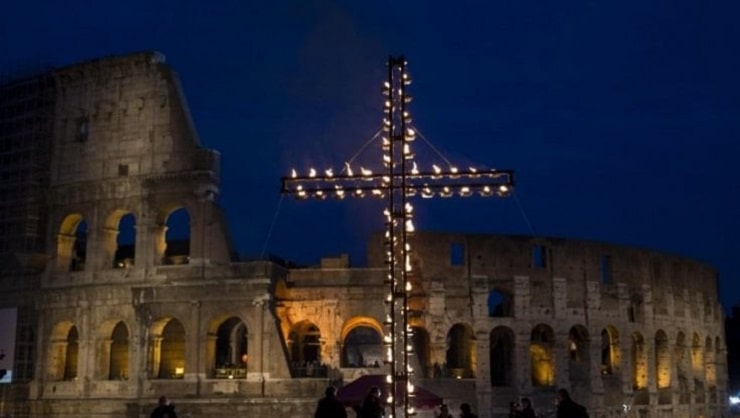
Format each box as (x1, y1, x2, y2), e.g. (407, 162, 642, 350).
(368, 231, 719, 307)
(49, 51, 218, 186)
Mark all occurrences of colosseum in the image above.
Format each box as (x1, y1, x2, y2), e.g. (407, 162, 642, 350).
(0, 51, 728, 418)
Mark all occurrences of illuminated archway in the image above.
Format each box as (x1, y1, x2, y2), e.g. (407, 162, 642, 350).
(289, 320, 322, 369)
(341, 325, 382, 368)
(530, 324, 555, 387)
(655, 330, 670, 389)
(57, 214, 88, 271)
(214, 316, 248, 378)
(446, 323, 476, 378)
(411, 326, 431, 378)
(64, 326, 79, 380)
(631, 332, 647, 390)
(600, 326, 619, 375)
(150, 318, 186, 379)
(109, 322, 129, 380)
(568, 325, 590, 383)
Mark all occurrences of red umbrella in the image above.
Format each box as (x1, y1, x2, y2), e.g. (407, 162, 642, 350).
(336, 374, 443, 409)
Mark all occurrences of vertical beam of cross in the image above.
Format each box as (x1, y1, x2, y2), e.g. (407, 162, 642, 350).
(282, 55, 514, 418)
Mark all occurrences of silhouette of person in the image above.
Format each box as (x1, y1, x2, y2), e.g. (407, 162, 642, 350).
(556, 389, 588, 418)
(508, 401, 521, 418)
(358, 386, 384, 418)
(460, 403, 478, 418)
(315, 385, 347, 418)
(150, 395, 177, 418)
(520, 398, 536, 418)
(438, 404, 452, 418)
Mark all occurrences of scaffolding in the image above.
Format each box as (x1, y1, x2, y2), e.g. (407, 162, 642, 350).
(0, 74, 55, 272)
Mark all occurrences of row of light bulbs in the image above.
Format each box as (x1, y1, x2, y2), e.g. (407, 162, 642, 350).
(290, 163, 508, 180)
(289, 183, 509, 199)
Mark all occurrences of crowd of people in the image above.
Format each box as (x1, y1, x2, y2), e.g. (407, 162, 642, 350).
(312, 385, 588, 418)
(153, 385, 588, 418)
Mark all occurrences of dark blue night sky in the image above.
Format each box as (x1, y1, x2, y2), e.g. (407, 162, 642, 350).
(2, 1, 739, 309)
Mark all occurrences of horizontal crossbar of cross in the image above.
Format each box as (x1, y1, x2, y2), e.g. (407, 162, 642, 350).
(281, 169, 514, 198)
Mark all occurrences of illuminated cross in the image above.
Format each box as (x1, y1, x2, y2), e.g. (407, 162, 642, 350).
(281, 56, 514, 418)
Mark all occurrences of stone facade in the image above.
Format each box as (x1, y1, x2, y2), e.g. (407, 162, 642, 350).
(0, 52, 728, 418)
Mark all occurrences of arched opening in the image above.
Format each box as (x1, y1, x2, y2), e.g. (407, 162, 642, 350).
(341, 325, 382, 368)
(164, 208, 190, 265)
(655, 330, 670, 389)
(411, 326, 432, 378)
(113, 213, 136, 268)
(289, 321, 323, 376)
(631, 332, 647, 390)
(490, 326, 514, 387)
(600, 326, 619, 375)
(691, 333, 705, 404)
(676, 332, 689, 403)
(64, 326, 79, 380)
(214, 317, 248, 378)
(487, 289, 512, 317)
(530, 323, 555, 387)
(57, 214, 88, 272)
(445, 323, 475, 378)
(568, 325, 590, 383)
(109, 322, 129, 380)
(154, 319, 186, 379)
(705, 337, 716, 388)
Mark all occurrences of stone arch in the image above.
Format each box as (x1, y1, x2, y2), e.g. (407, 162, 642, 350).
(530, 323, 555, 387)
(209, 316, 248, 378)
(691, 332, 706, 403)
(48, 321, 78, 381)
(600, 325, 619, 375)
(341, 322, 382, 368)
(150, 317, 186, 379)
(655, 330, 670, 389)
(163, 206, 191, 265)
(410, 326, 432, 378)
(705, 336, 716, 387)
(64, 326, 79, 380)
(490, 326, 514, 387)
(56, 213, 88, 272)
(676, 332, 690, 402)
(691, 332, 703, 376)
(103, 209, 137, 269)
(445, 323, 476, 378)
(631, 332, 648, 390)
(487, 289, 513, 317)
(568, 325, 590, 383)
(109, 322, 129, 380)
(289, 320, 322, 368)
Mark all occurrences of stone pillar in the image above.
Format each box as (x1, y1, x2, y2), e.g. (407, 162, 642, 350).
(186, 301, 202, 383)
(98, 227, 119, 270)
(56, 234, 76, 272)
(98, 338, 113, 380)
(48, 340, 68, 380)
(151, 337, 163, 378)
(205, 334, 217, 378)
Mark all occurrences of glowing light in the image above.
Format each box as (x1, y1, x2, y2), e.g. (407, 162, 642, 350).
(309, 168, 317, 178)
(360, 167, 373, 176)
(432, 164, 441, 174)
(411, 162, 419, 175)
(291, 169, 297, 178)
(344, 162, 354, 176)
(499, 184, 509, 194)
(405, 219, 415, 232)
(325, 168, 333, 177)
